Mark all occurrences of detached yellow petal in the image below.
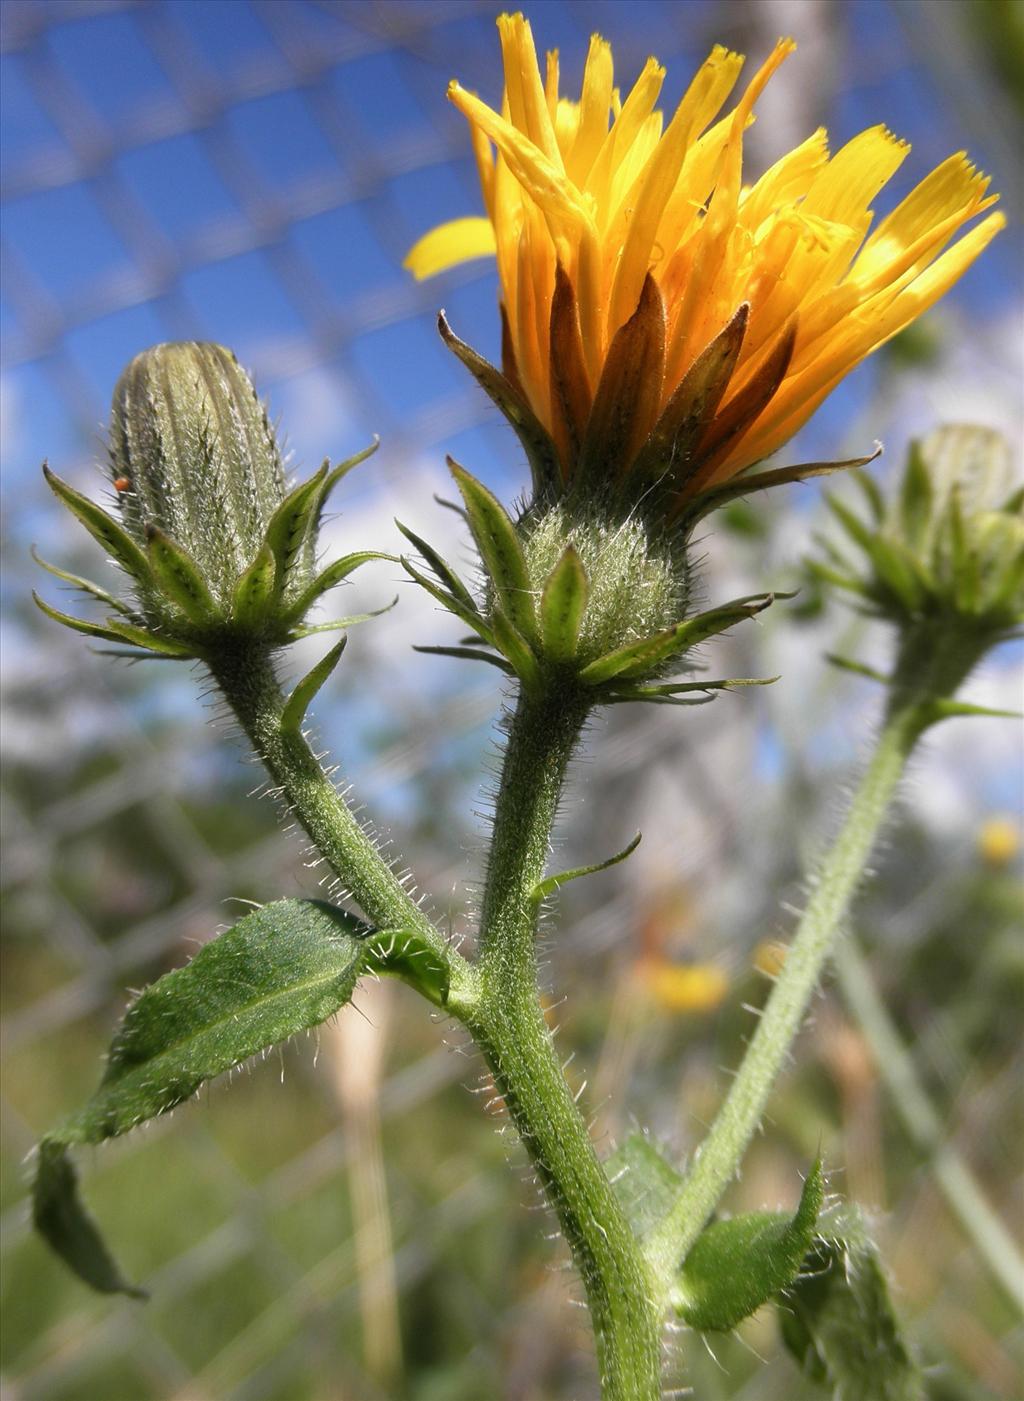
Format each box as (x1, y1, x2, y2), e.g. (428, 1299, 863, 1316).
(404, 217, 497, 280)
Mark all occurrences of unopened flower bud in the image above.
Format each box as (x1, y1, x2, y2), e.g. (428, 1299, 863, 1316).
(110, 343, 287, 606)
(817, 425, 1023, 634)
(36, 342, 386, 660)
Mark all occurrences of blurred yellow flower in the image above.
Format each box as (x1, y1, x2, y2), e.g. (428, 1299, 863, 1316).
(977, 815, 1020, 868)
(638, 959, 729, 1014)
(407, 13, 1003, 505)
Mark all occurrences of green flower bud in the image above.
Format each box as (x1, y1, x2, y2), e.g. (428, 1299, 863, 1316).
(110, 342, 287, 606)
(399, 459, 779, 705)
(36, 342, 389, 660)
(815, 425, 1024, 634)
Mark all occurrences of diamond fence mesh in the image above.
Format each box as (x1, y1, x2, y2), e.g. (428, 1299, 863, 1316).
(2, 3, 1022, 1399)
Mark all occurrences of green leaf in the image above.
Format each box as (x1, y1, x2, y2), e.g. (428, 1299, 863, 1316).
(530, 832, 641, 909)
(449, 459, 537, 643)
(280, 637, 347, 735)
(145, 526, 218, 624)
(683, 449, 880, 531)
(606, 1133, 683, 1240)
(263, 462, 328, 598)
(30, 546, 135, 616)
(412, 645, 514, 674)
(43, 464, 154, 590)
(305, 440, 380, 565)
(540, 545, 589, 662)
(671, 1162, 824, 1332)
(395, 521, 477, 615)
(825, 653, 891, 685)
(613, 675, 779, 698)
(921, 698, 1023, 725)
(401, 557, 494, 643)
(32, 592, 194, 657)
(33, 899, 369, 1297)
(283, 550, 398, 627)
(779, 1203, 923, 1400)
(287, 597, 398, 639)
(898, 444, 934, 550)
(827, 496, 928, 610)
(365, 927, 450, 1007)
(579, 592, 776, 685)
(490, 608, 541, 692)
(231, 542, 277, 628)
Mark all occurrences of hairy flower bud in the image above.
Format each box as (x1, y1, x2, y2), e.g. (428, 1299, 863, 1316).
(110, 343, 287, 606)
(36, 342, 387, 660)
(816, 425, 1024, 634)
(399, 458, 779, 704)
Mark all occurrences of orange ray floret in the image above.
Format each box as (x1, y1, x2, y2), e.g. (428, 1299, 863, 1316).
(406, 12, 1003, 507)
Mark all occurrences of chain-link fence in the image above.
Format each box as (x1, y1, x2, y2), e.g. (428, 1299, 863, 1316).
(3, 3, 1022, 1398)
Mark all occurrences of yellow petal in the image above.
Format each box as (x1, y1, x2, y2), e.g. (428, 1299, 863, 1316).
(801, 124, 909, 226)
(586, 56, 665, 217)
(497, 12, 562, 168)
(448, 81, 589, 237)
(568, 34, 614, 185)
(607, 44, 744, 334)
(853, 152, 993, 283)
(666, 39, 795, 386)
(739, 127, 830, 232)
(403, 217, 497, 280)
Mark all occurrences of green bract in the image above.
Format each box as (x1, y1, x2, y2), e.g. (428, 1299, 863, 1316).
(35, 342, 391, 660)
(814, 424, 1024, 634)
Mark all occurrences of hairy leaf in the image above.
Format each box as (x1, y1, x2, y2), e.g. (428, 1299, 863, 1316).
(32, 593, 194, 657)
(43, 464, 154, 589)
(539, 545, 589, 662)
(395, 521, 477, 614)
(145, 526, 217, 623)
(579, 592, 776, 686)
(283, 550, 397, 626)
(449, 459, 537, 642)
(33, 899, 369, 1296)
(30, 546, 134, 615)
(530, 833, 641, 909)
(606, 1133, 683, 1240)
(263, 463, 328, 597)
(672, 1162, 824, 1331)
(365, 926, 451, 1007)
(779, 1204, 923, 1400)
(280, 638, 347, 735)
(231, 542, 277, 628)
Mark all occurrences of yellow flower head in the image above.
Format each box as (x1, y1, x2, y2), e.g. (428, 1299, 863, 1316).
(407, 14, 1003, 516)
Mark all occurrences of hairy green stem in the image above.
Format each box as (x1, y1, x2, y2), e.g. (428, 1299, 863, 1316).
(646, 621, 987, 1286)
(209, 643, 474, 1006)
(468, 690, 663, 1401)
(834, 936, 1024, 1314)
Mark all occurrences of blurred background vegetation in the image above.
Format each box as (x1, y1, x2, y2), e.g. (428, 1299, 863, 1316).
(1, 2, 1021, 1398)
